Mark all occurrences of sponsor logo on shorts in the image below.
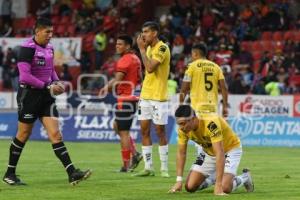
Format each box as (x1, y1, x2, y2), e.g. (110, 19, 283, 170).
(23, 114, 34, 119)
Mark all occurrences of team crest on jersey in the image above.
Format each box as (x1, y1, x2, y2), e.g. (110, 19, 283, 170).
(36, 51, 45, 57)
(207, 121, 221, 137)
(159, 45, 167, 53)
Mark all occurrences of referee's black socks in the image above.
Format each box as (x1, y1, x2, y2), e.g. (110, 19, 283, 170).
(6, 137, 25, 175)
(52, 142, 75, 176)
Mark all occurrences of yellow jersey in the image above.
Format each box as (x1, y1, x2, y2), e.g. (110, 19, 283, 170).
(178, 114, 240, 156)
(184, 58, 224, 113)
(140, 41, 170, 101)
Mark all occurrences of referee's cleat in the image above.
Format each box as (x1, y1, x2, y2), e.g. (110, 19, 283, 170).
(242, 168, 254, 192)
(128, 152, 143, 172)
(3, 173, 26, 186)
(132, 169, 155, 177)
(161, 170, 170, 178)
(69, 169, 92, 186)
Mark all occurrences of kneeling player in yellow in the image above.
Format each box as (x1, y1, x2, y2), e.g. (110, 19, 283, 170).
(168, 105, 254, 195)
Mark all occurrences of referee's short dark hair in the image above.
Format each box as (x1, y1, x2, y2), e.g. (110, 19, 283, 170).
(175, 105, 195, 118)
(117, 34, 133, 47)
(142, 21, 160, 33)
(192, 42, 208, 57)
(34, 17, 53, 30)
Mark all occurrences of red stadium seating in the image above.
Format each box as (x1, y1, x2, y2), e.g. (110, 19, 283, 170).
(290, 75, 300, 86)
(261, 31, 272, 40)
(261, 40, 274, 52)
(295, 31, 300, 41)
(251, 41, 262, 51)
(252, 51, 262, 61)
(60, 15, 71, 25)
(51, 16, 60, 25)
(274, 41, 284, 51)
(241, 41, 251, 50)
(56, 24, 66, 36)
(283, 31, 295, 40)
(272, 31, 283, 41)
(67, 24, 76, 36)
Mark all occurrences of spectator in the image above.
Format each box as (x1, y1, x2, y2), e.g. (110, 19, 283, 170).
(167, 73, 178, 96)
(265, 78, 281, 96)
(1, 0, 12, 25)
(59, 1, 72, 16)
(276, 67, 288, 83)
(95, 0, 112, 11)
(9, 57, 18, 91)
(215, 43, 233, 70)
(238, 45, 253, 67)
(0, 46, 3, 66)
(171, 33, 184, 60)
(79, 51, 91, 73)
(252, 78, 266, 94)
(0, 46, 3, 80)
(36, 0, 51, 18)
(229, 73, 247, 94)
(60, 64, 73, 82)
(0, 23, 13, 37)
(240, 4, 253, 22)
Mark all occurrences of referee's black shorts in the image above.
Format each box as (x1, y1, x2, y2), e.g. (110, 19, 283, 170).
(114, 101, 137, 131)
(17, 85, 59, 124)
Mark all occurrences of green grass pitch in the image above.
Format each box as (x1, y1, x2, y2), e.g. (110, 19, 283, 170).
(0, 140, 299, 200)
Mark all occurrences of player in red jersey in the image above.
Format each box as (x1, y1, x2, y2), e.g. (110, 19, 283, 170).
(100, 34, 143, 172)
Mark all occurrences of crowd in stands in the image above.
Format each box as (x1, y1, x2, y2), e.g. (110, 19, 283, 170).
(158, 0, 300, 95)
(0, 0, 300, 95)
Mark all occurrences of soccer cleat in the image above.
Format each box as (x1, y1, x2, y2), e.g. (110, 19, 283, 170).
(119, 166, 128, 173)
(160, 170, 170, 178)
(128, 152, 143, 172)
(3, 173, 26, 186)
(242, 168, 254, 192)
(69, 169, 92, 186)
(132, 169, 155, 177)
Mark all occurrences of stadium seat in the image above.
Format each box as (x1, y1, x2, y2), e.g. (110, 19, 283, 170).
(67, 25, 76, 36)
(17, 18, 28, 29)
(294, 30, 300, 41)
(56, 25, 66, 36)
(251, 41, 262, 51)
(252, 51, 262, 61)
(272, 31, 283, 41)
(274, 41, 284, 51)
(261, 40, 274, 52)
(283, 31, 295, 40)
(51, 16, 60, 25)
(241, 41, 251, 50)
(61, 15, 71, 25)
(261, 31, 272, 40)
(290, 75, 300, 86)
